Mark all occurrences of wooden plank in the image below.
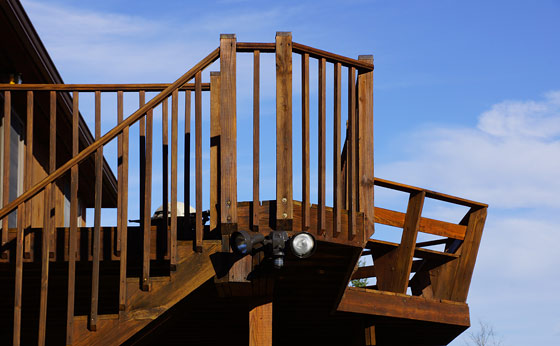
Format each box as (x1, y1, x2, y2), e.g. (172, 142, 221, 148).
(162, 98, 169, 253)
(66, 91, 79, 344)
(373, 191, 425, 293)
(275, 32, 293, 231)
(374, 206, 467, 240)
(374, 177, 487, 208)
(143, 105, 153, 290)
(219, 34, 238, 231)
(13, 204, 24, 345)
(357, 55, 375, 240)
(184, 91, 191, 237)
(249, 302, 273, 346)
(139, 91, 146, 264)
(333, 62, 342, 237)
(170, 90, 178, 269)
(236, 42, 276, 53)
(292, 42, 374, 71)
(348, 67, 356, 239)
(49, 93, 57, 258)
(0, 48, 220, 221)
(0, 83, 210, 92)
(24, 91, 33, 258)
(301, 53, 310, 232)
(253, 50, 260, 231)
(91, 91, 103, 330)
(338, 287, 470, 327)
(210, 73, 221, 234)
(117, 93, 123, 255)
(365, 325, 376, 346)
(195, 71, 203, 252)
(430, 207, 487, 302)
(119, 90, 130, 309)
(39, 91, 57, 345)
(318, 57, 326, 236)
(2, 91, 10, 257)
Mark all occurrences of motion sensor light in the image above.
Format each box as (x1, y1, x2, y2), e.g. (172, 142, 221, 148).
(289, 232, 316, 258)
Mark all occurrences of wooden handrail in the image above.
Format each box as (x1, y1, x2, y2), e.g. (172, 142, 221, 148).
(0, 47, 220, 221)
(235, 41, 374, 71)
(0, 83, 210, 91)
(374, 177, 487, 208)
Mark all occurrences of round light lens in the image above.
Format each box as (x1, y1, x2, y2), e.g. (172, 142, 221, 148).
(231, 231, 251, 255)
(290, 232, 316, 258)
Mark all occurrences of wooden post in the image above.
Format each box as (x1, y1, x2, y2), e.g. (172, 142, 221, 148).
(375, 191, 424, 293)
(249, 302, 273, 346)
(318, 57, 326, 237)
(195, 71, 203, 252)
(219, 34, 237, 233)
(118, 91, 130, 310)
(210, 72, 221, 234)
(24, 91, 33, 258)
(162, 97, 169, 256)
(357, 55, 375, 240)
(275, 32, 293, 231)
(365, 325, 376, 346)
(333, 62, 342, 238)
(66, 91, 79, 343)
(143, 106, 153, 289)
(184, 91, 191, 237)
(301, 53, 310, 232)
(347, 67, 356, 240)
(91, 91, 102, 330)
(170, 90, 178, 270)
(253, 50, 260, 232)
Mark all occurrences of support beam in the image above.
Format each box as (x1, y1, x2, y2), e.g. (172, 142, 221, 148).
(374, 191, 425, 293)
(249, 302, 272, 346)
(275, 31, 293, 231)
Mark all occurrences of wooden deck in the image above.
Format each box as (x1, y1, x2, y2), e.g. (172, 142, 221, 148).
(0, 32, 487, 345)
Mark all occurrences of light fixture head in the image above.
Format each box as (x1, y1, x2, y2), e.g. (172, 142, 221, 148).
(289, 232, 316, 259)
(230, 230, 265, 255)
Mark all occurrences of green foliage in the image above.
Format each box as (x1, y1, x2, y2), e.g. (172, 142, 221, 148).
(350, 259, 368, 288)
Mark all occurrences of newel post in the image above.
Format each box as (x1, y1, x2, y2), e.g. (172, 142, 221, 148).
(275, 32, 293, 231)
(219, 34, 238, 233)
(357, 55, 375, 240)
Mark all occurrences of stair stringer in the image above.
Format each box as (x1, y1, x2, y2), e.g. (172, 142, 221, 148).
(72, 240, 222, 345)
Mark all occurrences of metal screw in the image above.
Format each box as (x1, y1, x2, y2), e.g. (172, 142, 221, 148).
(282, 213, 288, 219)
(226, 200, 231, 207)
(281, 197, 287, 203)
(227, 215, 232, 221)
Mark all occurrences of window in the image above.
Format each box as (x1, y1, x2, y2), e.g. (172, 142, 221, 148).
(0, 94, 25, 229)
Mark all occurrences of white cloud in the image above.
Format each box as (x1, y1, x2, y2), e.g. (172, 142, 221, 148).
(377, 91, 560, 209)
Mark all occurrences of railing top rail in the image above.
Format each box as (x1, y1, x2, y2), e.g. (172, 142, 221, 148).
(0, 47, 220, 221)
(0, 83, 210, 92)
(374, 177, 488, 208)
(236, 41, 374, 71)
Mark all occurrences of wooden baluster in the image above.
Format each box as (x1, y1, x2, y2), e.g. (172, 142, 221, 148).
(195, 72, 203, 251)
(13, 203, 24, 345)
(118, 90, 130, 310)
(2, 91, 10, 258)
(318, 57, 326, 236)
(348, 67, 356, 239)
(143, 104, 153, 290)
(24, 91, 33, 258)
(66, 91, 79, 344)
(357, 55, 375, 240)
(139, 90, 146, 261)
(333, 62, 342, 238)
(162, 98, 169, 258)
(184, 91, 191, 239)
(90, 91, 102, 330)
(170, 90, 178, 270)
(276, 32, 293, 231)
(116, 93, 123, 255)
(252, 50, 260, 231)
(219, 34, 237, 234)
(301, 53, 310, 232)
(210, 73, 221, 235)
(38, 91, 56, 345)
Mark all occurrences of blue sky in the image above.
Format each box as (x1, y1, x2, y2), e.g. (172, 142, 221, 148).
(20, 0, 560, 344)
